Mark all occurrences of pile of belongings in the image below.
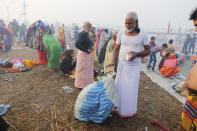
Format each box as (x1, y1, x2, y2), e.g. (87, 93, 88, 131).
(68, 72, 75, 79)
(0, 58, 38, 73)
(0, 26, 13, 52)
(0, 59, 12, 74)
(172, 82, 187, 96)
(74, 76, 118, 124)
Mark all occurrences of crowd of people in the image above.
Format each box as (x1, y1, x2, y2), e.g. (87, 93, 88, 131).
(0, 26, 13, 52)
(0, 5, 197, 131)
(0, 19, 28, 53)
(147, 32, 197, 78)
(147, 36, 181, 77)
(6, 19, 27, 43)
(45, 8, 197, 131)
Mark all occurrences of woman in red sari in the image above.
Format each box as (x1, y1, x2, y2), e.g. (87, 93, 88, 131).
(25, 20, 48, 64)
(37, 26, 48, 64)
(160, 53, 180, 77)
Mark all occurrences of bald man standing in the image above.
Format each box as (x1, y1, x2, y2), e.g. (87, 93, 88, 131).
(75, 22, 94, 89)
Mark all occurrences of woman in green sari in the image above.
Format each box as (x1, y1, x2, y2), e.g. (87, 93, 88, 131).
(42, 31, 61, 71)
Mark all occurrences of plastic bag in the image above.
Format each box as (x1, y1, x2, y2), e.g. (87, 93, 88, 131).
(74, 76, 118, 123)
(62, 86, 73, 94)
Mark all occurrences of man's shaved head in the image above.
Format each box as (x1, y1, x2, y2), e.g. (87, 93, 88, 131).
(83, 21, 92, 32)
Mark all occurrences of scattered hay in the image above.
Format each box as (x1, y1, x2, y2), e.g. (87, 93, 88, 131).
(0, 48, 183, 131)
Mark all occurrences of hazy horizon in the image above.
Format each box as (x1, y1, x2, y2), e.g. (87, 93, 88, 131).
(0, 0, 196, 30)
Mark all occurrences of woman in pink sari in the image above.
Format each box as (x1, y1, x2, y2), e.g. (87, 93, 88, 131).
(75, 22, 94, 89)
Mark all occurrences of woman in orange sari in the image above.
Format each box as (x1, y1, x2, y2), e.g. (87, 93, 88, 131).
(160, 53, 180, 77)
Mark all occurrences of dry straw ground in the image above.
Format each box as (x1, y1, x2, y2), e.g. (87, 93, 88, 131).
(0, 48, 182, 131)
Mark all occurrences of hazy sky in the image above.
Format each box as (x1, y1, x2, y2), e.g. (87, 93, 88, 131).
(0, 0, 196, 30)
